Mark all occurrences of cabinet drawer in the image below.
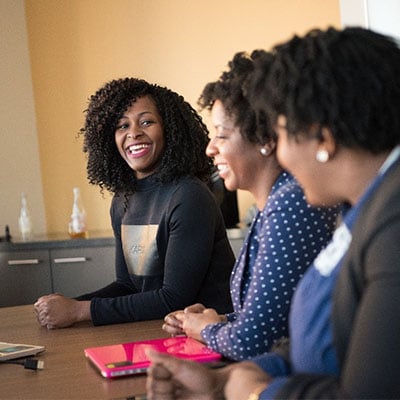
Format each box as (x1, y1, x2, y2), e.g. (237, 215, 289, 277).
(0, 250, 52, 307)
(50, 246, 115, 298)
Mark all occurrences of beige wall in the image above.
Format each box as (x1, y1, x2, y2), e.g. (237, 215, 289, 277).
(24, 0, 340, 234)
(0, 0, 46, 237)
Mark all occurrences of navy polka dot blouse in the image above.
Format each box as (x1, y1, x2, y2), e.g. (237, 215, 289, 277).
(201, 172, 338, 360)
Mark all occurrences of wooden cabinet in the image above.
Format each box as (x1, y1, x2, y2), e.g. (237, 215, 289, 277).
(50, 246, 115, 298)
(0, 249, 52, 307)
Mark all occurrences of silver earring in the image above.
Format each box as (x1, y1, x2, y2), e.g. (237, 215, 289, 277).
(316, 149, 329, 163)
(260, 148, 270, 156)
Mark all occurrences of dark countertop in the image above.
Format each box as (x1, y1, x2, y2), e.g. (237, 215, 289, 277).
(0, 230, 115, 251)
(0, 227, 247, 252)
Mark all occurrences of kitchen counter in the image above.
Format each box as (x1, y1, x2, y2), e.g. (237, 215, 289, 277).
(1, 227, 248, 251)
(0, 230, 115, 251)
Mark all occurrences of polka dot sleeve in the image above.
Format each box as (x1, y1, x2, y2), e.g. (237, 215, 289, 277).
(201, 173, 338, 361)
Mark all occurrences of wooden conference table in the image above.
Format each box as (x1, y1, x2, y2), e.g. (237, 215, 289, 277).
(1, 305, 166, 399)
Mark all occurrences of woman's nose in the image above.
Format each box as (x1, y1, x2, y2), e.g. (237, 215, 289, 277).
(206, 138, 217, 157)
(126, 126, 142, 140)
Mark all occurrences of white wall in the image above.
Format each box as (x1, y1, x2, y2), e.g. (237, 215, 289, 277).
(0, 0, 46, 238)
(340, 0, 400, 40)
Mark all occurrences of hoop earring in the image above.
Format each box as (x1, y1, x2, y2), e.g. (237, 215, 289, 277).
(316, 149, 329, 163)
(260, 148, 270, 156)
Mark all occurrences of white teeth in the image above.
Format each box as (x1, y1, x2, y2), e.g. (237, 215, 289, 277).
(217, 165, 228, 171)
(128, 144, 149, 153)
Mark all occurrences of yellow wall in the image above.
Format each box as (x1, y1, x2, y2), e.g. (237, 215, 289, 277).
(25, 0, 340, 234)
(0, 0, 47, 237)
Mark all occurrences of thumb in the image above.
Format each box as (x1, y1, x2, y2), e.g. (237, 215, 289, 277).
(146, 348, 196, 379)
(184, 303, 205, 313)
(146, 348, 180, 371)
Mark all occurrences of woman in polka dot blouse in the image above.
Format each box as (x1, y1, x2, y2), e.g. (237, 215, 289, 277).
(162, 50, 339, 361)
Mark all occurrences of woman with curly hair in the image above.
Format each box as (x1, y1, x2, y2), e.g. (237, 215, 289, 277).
(147, 27, 400, 400)
(161, 51, 338, 361)
(34, 78, 234, 328)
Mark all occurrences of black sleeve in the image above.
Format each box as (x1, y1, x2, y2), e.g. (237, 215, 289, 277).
(90, 183, 233, 325)
(75, 281, 134, 301)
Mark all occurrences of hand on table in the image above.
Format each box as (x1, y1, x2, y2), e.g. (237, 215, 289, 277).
(163, 303, 225, 342)
(34, 294, 90, 329)
(146, 349, 226, 400)
(162, 303, 206, 336)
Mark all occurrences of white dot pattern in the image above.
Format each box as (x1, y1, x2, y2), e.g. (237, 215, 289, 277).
(201, 172, 338, 361)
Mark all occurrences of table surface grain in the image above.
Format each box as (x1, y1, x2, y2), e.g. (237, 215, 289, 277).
(1, 305, 166, 399)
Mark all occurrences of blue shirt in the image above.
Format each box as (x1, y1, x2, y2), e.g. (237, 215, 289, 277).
(254, 147, 400, 398)
(200, 172, 338, 360)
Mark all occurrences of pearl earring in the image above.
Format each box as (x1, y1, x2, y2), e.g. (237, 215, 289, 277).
(260, 148, 270, 156)
(316, 149, 329, 163)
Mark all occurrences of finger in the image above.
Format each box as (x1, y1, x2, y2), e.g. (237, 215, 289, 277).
(146, 349, 200, 381)
(146, 349, 186, 375)
(35, 312, 43, 325)
(184, 303, 205, 313)
(174, 312, 187, 322)
(148, 362, 173, 380)
(203, 308, 217, 316)
(162, 323, 182, 336)
(34, 299, 45, 309)
(164, 314, 181, 326)
(147, 373, 175, 400)
(164, 311, 179, 321)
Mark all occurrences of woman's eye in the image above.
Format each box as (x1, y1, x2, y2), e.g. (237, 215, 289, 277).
(141, 120, 153, 127)
(116, 123, 129, 130)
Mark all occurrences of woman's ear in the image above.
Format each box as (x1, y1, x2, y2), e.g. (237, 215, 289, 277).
(259, 141, 277, 156)
(316, 127, 336, 163)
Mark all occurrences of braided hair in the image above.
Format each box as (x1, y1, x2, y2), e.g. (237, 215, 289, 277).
(248, 27, 400, 153)
(80, 77, 212, 194)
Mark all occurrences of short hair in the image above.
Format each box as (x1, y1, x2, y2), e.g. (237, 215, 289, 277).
(80, 78, 212, 194)
(198, 50, 276, 145)
(248, 27, 400, 152)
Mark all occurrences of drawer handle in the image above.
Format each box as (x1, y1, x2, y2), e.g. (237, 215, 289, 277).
(53, 257, 88, 264)
(8, 259, 40, 265)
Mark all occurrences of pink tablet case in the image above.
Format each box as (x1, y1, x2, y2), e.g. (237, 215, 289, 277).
(84, 336, 221, 378)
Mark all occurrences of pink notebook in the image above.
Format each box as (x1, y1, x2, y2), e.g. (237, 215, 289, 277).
(84, 336, 222, 378)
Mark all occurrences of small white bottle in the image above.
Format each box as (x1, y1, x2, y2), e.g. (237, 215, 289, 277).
(68, 187, 87, 239)
(19, 192, 33, 241)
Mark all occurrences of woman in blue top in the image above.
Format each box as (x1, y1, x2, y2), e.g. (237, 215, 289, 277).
(162, 51, 338, 361)
(146, 27, 400, 400)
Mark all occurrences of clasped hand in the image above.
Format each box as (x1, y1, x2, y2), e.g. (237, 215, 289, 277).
(162, 303, 225, 342)
(146, 350, 272, 400)
(34, 294, 86, 329)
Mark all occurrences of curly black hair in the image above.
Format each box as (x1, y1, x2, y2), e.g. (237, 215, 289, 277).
(79, 77, 212, 194)
(198, 50, 276, 145)
(248, 27, 400, 153)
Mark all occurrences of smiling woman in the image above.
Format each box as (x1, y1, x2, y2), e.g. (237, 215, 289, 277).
(161, 51, 339, 362)
(33, 77, 235, 329)
(114, 96, 165, 179)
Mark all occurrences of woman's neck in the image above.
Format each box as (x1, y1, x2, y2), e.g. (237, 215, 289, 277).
(335, 149, 392, 205)
(251, 160, 283, 210)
